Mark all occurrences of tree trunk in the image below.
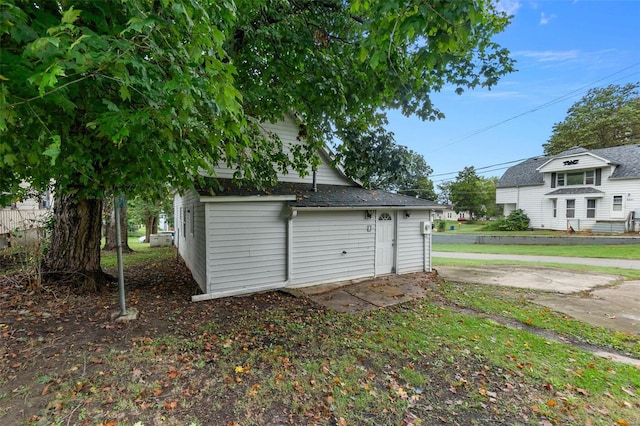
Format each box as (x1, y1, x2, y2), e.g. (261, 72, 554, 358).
(145, 213, 158, 243)
(44, 193, 111, 292)
(103, 196, 132, 252)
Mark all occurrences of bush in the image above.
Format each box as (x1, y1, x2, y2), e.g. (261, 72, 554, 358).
(483, 209, 530, 231)
(437, 220, 446, 232)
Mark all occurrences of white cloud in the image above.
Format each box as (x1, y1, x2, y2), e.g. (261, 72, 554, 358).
(496, 0, 521, 15)
(516, 50, 580, 62)
(539, 12, 557, 25)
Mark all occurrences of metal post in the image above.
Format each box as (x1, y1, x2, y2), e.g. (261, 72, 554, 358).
(114, 193, 126, 316)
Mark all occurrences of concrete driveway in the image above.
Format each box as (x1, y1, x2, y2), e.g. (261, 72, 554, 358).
(436, 264, 640, 336)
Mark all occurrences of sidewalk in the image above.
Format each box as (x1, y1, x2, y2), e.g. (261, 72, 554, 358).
(433, 251, 640, 269)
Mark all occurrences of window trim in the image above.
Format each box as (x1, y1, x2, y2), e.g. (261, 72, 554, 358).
(586, 199, 596, 219)
(566, 199, 575, 218)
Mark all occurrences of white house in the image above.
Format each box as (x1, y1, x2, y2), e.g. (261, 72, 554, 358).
(174, 116, 438, 301)
(496, 145, 640, 233)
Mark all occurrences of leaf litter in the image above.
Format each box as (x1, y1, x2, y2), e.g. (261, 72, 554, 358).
(0, 253, 638, 425)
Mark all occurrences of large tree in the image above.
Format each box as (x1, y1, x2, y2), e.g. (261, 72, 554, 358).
(543, 82, 640, 155)
(1, 0, 514, 291)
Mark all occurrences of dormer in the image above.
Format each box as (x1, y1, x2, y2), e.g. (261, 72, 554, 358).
(536, 150, 616, 189)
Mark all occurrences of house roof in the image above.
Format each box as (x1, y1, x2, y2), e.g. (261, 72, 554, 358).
(197, 179, 439, 209)
(545, 187, 605, 196)
(497, 144, 640, 188)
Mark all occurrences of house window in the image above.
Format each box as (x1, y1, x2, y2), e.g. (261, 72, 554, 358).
(567, 172, 584, 186)
(190, 204, 195, 235)
(555, 169, 598, 187)
(182, 207, 187, 236)
(566, 199, 575, 218)
(586, 199, 596, 218)
(552, 199, 557, 218)
(612, 196, 623, 211)
(585, 170, 595, 185)
(378, 213, 392, 221)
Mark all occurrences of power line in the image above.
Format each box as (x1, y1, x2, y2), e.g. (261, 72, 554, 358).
(432, 63, 640, 151)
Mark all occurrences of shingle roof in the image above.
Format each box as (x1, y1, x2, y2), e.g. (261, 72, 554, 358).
(545, 188, 604, 196)
(497, 144, 640, 188)
(197, 179, 439, 208)
(496, 156, 548, 188)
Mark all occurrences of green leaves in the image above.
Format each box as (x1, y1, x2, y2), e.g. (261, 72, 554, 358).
(43, 135, 61, 165)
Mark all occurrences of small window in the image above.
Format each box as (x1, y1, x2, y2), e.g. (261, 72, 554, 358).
(612, 196, 623, 211)
(557, 174, 565, 187)
(585, 170, 595, 185)
(552, 199, 557, 218)
(182, 207, 187, 236)
(378, 213, 392, 221)
(566, 199, 575, 218)
(586, 199, 596, 218)
(190, 204, 195, 235)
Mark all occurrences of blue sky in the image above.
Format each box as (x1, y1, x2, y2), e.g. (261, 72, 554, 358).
(385, 0, 640, 186)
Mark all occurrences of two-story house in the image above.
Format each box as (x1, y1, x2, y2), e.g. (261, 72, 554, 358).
(496, 145, 640, 233)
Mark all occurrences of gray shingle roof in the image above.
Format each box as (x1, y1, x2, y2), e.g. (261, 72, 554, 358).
(545, 188, 604, 196)
(496, 156, 548, 188)
(497, 144, 640, 187)
(197, 179, 439, 208)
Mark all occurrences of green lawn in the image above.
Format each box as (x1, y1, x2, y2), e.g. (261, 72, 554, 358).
(433, 242, 640, 259)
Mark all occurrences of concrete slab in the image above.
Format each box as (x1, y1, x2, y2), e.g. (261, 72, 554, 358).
(299, 272, 435, 312)
(436, 265, 622, 294)
(111, 308, 139, 322)
(308, 289, 376, 313)
(534, 281, 640, 335)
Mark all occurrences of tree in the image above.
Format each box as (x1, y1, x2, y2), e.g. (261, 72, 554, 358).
(127, 191, 175, 243)
(334, 122, 436, 199)
(449, 166, 485, 218)
(1, 0, 515, 291)
(480, 176, 500, 218)
(102, 196, 132, 252)
(543, 83, 640, 155)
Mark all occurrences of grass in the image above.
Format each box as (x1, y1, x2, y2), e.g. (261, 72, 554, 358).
(100, 236, 176, 269)
(433, 243, 640, 259)
(436, 221, 559, 235)
(51, 299, 640, 425)
(436, 280, 640, 358)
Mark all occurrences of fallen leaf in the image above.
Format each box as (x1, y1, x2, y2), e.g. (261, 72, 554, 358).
(163, 400, 177, 410)
(621, 387, 636, 397)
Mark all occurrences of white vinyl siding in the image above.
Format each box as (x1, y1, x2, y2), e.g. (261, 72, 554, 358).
(174, 191, 207, 292)
(396, 211, 430, 274)
(291, 211, 374, 286)
(497, 152, 640, 231)
(212, 115, 350, 186)
(206, 202, 287, 294)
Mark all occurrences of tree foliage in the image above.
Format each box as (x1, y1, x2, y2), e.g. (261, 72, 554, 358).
(543, 82, 640, 155)
(448, 167, 498, 219)
(334, 122, 436, 200)
(1, 0, 515, 289)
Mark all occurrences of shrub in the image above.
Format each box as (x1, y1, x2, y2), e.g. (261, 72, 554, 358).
(437, 220, 446, 232)
(483, 209, 530, 231)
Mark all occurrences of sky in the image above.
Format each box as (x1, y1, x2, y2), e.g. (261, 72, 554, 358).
(384, 0, 640, 186)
